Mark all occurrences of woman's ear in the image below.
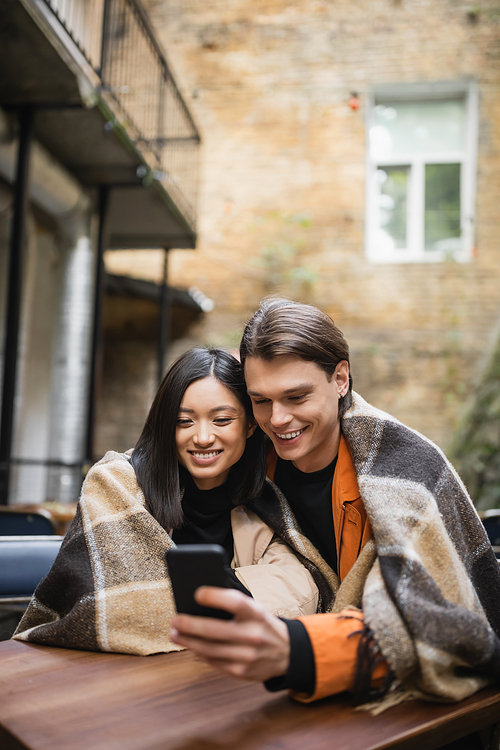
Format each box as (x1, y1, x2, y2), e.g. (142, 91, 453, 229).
(246, 419, 257, 439)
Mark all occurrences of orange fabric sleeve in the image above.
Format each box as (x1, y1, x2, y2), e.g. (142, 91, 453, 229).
(290, 610, 388, 703)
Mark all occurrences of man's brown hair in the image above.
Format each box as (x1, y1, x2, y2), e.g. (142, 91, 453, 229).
(240, 298, 352, 412)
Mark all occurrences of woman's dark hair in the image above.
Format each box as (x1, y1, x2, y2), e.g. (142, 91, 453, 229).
(240, 297, 353, 416)
(130, 347, 266, 531)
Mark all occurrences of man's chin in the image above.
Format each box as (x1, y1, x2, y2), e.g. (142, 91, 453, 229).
(270, 439, 306, 461)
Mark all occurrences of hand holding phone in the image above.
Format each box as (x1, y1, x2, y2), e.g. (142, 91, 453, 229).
(166, 544, 233, 620)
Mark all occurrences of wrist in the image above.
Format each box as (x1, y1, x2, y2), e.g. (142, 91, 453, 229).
(273, 617, 291, 678)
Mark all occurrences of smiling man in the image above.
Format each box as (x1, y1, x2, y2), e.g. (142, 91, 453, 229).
(246, 354, 348, 473)
(171, 299, 500, 724)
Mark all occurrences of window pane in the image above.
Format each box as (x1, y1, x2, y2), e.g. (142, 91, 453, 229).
(424, 163, 461, 252)
(370, 100, 465, 159)
(376, 166, 408, 251)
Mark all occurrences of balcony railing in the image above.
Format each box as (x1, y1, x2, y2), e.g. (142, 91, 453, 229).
(41, 0, 200, 230)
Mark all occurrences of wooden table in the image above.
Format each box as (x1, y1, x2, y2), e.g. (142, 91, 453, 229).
(1, 640, 499, 750)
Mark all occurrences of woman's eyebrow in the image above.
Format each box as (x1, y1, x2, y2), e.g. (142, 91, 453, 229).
(178, 405, 238, 414)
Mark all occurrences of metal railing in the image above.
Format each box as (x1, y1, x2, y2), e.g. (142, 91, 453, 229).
(41, 0, 200, 230)
(43, 0, 105, 70)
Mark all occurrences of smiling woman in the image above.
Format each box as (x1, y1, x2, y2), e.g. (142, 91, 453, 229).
(13, 348, 336, 656)
(176, 376, 256, 490)
(130, 348, 264, 533)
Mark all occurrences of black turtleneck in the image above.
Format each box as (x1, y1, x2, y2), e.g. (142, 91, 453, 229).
(172, 468, 235, 558)
(172, 468, 251, 596)
(266, 453, 338, 697)
(274, 455, 338, 573)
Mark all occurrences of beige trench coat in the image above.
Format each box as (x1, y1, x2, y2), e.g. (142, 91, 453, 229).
(230, 506, 319, 618)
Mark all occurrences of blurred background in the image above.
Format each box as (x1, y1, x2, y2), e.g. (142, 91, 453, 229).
(1, 0, 499, 512)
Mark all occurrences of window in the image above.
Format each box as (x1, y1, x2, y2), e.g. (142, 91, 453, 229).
(366, 82, 478, 263)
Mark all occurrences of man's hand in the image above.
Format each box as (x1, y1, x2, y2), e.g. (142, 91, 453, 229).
(170, 586, 290, 682)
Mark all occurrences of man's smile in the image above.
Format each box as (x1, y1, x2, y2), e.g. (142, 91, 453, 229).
(274, 428, 307, 441)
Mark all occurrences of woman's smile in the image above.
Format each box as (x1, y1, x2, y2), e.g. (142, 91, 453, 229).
(188, 449, 223, 464)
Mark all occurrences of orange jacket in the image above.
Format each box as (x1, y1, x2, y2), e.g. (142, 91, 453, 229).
(267, 434, 387, 701)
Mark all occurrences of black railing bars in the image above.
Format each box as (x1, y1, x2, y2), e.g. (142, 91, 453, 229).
(41, 0, 200, 229)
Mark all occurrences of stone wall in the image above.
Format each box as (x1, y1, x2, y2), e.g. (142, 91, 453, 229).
(113, 0, 500, 458)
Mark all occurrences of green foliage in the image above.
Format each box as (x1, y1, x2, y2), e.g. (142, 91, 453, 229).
(380, 167, 407, 249)
(249, 211, 318, 298)
(424, 163, 461, 251)
(203, 327, 244, 350)
(450, 329, 500, 510)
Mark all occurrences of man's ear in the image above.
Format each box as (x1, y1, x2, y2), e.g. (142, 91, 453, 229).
(246, 419, 257, 439)
(334, 360, 349, 393)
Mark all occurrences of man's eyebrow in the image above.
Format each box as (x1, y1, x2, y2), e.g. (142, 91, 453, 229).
(283, 382, 314, 395)
(247, 383, 314, 397)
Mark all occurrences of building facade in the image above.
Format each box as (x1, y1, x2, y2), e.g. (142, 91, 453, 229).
(134, 0, 500, 454)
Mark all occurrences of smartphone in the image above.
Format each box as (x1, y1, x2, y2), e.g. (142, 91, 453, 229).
(166, 544, 233, 620)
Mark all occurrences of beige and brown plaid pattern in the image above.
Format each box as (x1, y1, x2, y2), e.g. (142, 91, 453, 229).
(14, 452, 182, 654)
(15, 393, 500, 704)
(252, 392, 500, 704)
(345, 393, 500, 702)
(14, 452, 336, 655)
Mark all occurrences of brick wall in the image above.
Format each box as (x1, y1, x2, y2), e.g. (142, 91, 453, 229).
(118, 0, 500, 453)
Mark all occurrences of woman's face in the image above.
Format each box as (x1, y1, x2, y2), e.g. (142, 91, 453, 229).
(176, 376, 255, 490)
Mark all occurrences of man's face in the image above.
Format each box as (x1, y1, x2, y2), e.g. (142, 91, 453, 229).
(245, 355, 349, 473)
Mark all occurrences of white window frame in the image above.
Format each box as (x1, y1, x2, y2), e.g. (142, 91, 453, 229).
(365, 81, 478, 264)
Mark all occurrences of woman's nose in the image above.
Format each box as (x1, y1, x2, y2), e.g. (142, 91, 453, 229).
(194, 424, 215, 446)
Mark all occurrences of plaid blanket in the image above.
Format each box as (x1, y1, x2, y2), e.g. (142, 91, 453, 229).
(13, 451, 336, 655)
(14, 393, 500, 704)
(250, 392, 500, 704)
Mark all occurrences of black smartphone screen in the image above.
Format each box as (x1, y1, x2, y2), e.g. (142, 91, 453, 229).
(166, 544, 233, 620)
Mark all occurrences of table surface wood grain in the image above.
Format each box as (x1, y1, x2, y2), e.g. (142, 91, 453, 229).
(1, 639, 500, 750)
